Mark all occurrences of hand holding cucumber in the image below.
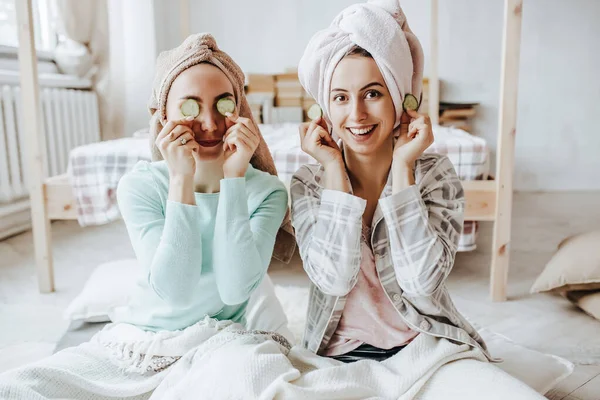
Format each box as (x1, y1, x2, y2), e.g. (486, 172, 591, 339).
(155, 116, 200, 178)
(299, 106, 342, 169)
(222, 112, 261, 178)
(393, 109, 434, 167)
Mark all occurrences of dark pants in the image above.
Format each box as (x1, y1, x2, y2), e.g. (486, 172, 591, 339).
(329, 343, 406, 363)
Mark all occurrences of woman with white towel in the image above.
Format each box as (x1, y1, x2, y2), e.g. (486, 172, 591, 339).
(291, 0, 545, 397)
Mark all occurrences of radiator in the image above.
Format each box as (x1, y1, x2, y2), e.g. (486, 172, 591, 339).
(0, 84, 100, 238)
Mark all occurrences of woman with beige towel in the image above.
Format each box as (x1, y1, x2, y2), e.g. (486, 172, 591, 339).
(0, 33, 296, 400)
(291, 0, 545, 397)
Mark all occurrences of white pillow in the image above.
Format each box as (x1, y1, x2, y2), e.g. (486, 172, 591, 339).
(63, 259, 293, 342)
(244, 276, 294, 343)
(63, 259, 139, 322)
(478, 328, 573, 395)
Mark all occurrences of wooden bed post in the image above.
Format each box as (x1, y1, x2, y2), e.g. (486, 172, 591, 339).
(429, 0, 440, 125)
(15, 0, 55, 293)
(491, 0, 523, 301)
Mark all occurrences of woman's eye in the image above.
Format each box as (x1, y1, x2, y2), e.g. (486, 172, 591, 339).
(333, 94, 347, 102)
(365, 90, 381, 99)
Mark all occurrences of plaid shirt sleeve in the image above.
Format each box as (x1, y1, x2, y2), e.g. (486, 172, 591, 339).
(290, 166, 367, 297)
(378, 155, 465, 296)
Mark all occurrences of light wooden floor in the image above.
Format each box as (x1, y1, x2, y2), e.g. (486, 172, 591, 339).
(1, 192, 600, 398)
(546, 364, 600, 400)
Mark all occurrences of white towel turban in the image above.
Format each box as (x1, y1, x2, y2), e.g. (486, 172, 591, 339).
(298, 0, 424, 129)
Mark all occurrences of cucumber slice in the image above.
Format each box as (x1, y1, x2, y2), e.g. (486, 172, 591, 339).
(180, 99, 200, 118)
(307, 103, 323, 120)
(402, 93, 419, 111)
(216, 98, 236, 116)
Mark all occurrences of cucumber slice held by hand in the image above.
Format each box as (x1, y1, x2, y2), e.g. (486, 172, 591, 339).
(307, 103, 323, 120)
(402, 93, 419, 112)
(180, 99, 200, 118)
(217, 98, 236, 116)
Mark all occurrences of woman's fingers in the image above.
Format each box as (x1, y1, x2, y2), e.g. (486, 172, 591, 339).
(169, 125, 194, 140)
(187, 139, 200, 151)
(224, 112, 239, 131)
(307, 123, 328, 144)
(298, 123, 311, 150)
(156, 118, 195, 155)
(224, 127, 258, 153)
(224, 123, 256, 150)
(407, 125, 419, 139)
(160, 126, 193, 151)
(224, 131, 252, 154)
(306, 120, 318, 138)
(229, 134, 253, 152)
(169, 132, 195, 149)
(157, 117, 194, 141)
(315, 116, 328, 132)
(225, 113, 260, 135)
(300, 121, 316, 150)
(405, 109, 423, 120)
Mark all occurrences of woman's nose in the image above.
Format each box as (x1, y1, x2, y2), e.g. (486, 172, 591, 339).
(199, 109, 218, 133)
(349, 99, 368, 122)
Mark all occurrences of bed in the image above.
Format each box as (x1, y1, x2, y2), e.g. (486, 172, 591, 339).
(16, 0, 520, 301)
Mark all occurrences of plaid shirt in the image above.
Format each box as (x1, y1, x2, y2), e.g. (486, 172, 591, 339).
(290, 153, 494, 361)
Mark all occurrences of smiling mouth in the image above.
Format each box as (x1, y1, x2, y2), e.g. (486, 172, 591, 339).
(198, 139, 222, 148)
(346, 124, 377, 136)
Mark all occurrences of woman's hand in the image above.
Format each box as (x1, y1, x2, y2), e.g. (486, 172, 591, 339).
(393, 109, 434, 168)
(299, 117, 343, 170)
(222, 113, 261, 178)
(155, 116, 200, 179)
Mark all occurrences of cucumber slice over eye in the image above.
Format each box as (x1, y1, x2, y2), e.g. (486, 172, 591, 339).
(180, 99, 200, 118)
(216, 98, 236, 116)
(307, 103, 323, 120)
(402, 93, 419, 111)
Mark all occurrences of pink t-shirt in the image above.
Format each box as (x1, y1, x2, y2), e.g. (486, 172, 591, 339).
(325, 235, 419, 357)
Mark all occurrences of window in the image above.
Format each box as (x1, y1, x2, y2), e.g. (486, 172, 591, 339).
(0, 0, 59, 52)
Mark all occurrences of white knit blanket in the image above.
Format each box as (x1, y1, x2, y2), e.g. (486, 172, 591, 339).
(0, 317, 545, 399)
(151, 328, 546, 400)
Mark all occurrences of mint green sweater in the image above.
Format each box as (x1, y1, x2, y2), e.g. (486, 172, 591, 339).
(111, 161, 288, 331)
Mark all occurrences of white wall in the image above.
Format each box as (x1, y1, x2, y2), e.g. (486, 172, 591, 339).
(151, 0, 600, 191)
(186, 0, 360, 73)
(403, 0, 600, 191)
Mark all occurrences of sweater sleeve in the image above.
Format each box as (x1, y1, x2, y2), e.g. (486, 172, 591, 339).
(290, 166, 367, 297)
(117, 164, 205, 306)
(378, 156, 464, 296)
(212, 177, 288, 305)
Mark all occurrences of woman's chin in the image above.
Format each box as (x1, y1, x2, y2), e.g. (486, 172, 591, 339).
(342, 134, 391, 157)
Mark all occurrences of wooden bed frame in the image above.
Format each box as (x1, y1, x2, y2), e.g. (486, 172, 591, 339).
(16, 0, 522, 301)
